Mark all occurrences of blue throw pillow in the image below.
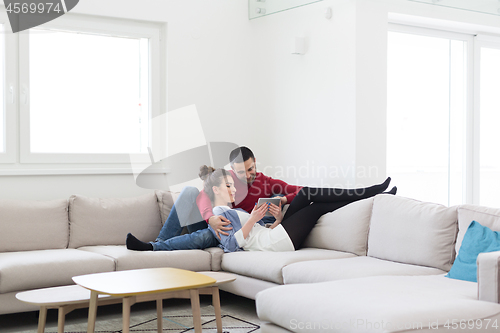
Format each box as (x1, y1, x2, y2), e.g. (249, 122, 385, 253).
(446, 220, 500, 282)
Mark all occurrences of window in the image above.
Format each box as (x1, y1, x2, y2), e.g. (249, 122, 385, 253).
(0, 11, 165, 170)
(388, 25, 500, 208)
(387, 25, 469, 206)
(28, 30, 149, 155)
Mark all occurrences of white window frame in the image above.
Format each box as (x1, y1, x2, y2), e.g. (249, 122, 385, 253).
(387, 23, 474, 206)
(0, 10, 17, 163)
(17, 13, 166, 165)
(472, 34, 500, 204)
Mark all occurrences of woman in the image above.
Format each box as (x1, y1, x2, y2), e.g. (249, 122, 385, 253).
(127, 166, 394, 252)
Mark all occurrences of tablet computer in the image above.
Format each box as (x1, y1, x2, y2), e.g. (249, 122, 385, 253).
(257, 197, 281, 216)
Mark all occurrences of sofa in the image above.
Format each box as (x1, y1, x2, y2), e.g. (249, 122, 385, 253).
(2, 191, 500, 333)
(255, 195, 500, 332)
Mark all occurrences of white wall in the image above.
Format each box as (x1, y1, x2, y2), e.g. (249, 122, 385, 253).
(239, 0, 359, 188)
(2, 0, 500, 200)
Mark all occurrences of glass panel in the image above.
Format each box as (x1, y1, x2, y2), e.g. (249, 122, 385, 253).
(29, 29, 149, 154)
(448, 39, 466, 206)
(479, 47, 500, 207)
(387, 31, 466, 206)
(408, 0, 500, 17)
(249, 0, 323, 20)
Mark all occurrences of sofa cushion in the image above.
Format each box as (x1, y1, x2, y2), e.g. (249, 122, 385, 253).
(456, 204, 500, 257)
(0, 292, 41, 315)
(155, 190, 180, 225)
(68, 194, 162, 248)
(302, 197, 374, 256)
(283, 256, 446, 284)
(367, 195, 458, 271)
(447, 221, 500, 283)
(256, 275, 500, 333)
(204, 247, 224, 271)
(0, 249, 115, 294)
(78, 246, 211, 272)
(219, 273, 279, 300)
(0, 199, 69, 252)
(221, 248, 356, 284)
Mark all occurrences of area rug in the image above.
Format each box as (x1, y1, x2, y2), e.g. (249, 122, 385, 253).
(45, 305, 260, 333)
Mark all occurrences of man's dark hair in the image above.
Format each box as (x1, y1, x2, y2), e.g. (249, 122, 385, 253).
(229, 146, 255, 165)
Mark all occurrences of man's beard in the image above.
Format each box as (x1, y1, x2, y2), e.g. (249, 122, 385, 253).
(246, 174, 256, 183)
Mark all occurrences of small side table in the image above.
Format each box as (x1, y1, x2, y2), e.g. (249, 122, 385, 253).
(16, 285, 121, 333)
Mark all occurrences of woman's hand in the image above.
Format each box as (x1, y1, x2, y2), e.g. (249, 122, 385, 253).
(268, 202, 283, 223)
(250, 203, 268, 221)
(240, 203, 268, 239)
(268, 202, 283, 229)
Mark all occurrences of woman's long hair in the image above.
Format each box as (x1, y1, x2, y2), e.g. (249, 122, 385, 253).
(199, 165, 230, 203)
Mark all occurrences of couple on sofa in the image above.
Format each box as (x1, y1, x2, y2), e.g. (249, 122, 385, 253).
(127, 146, 396, 253)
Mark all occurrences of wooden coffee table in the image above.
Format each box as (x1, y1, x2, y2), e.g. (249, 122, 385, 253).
(72, 268, 234, 333)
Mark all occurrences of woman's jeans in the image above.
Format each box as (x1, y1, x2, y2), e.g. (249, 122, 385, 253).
(152, 228, 219, 251)
(153, 186, 219, 251)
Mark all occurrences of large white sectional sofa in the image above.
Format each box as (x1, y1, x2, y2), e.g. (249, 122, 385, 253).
(2, 191, 500, 333)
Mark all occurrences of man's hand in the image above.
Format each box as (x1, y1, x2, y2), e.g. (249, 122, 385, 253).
(280, 196, 288, 206)
(208, 215, 232, 240)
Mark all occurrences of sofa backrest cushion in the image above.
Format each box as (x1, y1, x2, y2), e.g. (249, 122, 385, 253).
(367, 195, 458, 271)
(0, 199, 69, 252)
(155, 190, 179, 225)
(302, 197, 374, 256)
(68, 193, 162, 248)
(456, 204, 500, 256)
